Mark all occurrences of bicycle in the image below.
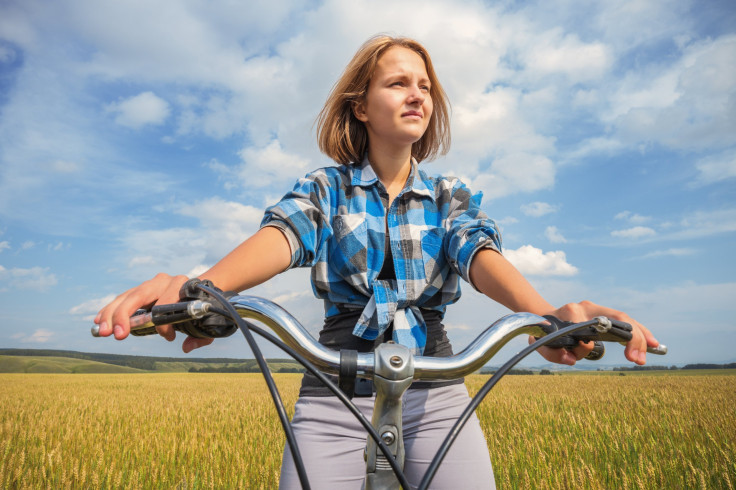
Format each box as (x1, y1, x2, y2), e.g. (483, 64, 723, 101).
(91, 279, 667, 489)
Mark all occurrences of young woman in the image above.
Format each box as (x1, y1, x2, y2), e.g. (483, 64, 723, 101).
(95, 35, 660, 489)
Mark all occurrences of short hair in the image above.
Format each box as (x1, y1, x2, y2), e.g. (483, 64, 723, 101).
(316, 35, 451, 165)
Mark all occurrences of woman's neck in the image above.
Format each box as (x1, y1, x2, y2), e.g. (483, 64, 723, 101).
(367, 144, 413, 201)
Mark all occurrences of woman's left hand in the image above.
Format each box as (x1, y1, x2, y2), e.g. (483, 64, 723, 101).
(530, 300, 660, 366)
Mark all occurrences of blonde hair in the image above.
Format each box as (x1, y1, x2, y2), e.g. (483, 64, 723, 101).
(316, 35, 451, 165)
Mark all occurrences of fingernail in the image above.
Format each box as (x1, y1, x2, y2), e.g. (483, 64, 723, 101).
(631, 349, 639, 361)
(99, 321, 108, 334)
(113, 325, 123, 338)
(639, 352, 646, 364)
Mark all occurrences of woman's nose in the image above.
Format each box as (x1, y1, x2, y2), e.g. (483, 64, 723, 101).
(407, 85, 425, 104)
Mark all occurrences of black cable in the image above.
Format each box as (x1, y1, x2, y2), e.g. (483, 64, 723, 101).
(196, 285, 311, 490)
(418, 320, 602, 490)
(201, 291, 412, 489)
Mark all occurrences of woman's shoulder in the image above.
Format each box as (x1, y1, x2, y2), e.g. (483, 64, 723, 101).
(417, 168, 473, 199)
(297, 164, 352, 185)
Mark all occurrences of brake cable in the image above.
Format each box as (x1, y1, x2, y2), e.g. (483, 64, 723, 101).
(193, 283, 618, 490)
(197, 283, 412, 490)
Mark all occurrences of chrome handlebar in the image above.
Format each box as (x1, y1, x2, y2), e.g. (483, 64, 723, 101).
(90, 294, 667, 379)
(229, 295, 553, 380)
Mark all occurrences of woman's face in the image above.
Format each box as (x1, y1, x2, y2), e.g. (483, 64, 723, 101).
(354, 46, 433, 153)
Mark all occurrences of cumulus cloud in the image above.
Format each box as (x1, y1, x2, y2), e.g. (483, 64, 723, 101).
(521, 202, 559, 217)
(471, 153, 555, 200)
(611, 226, 657, 239)
(208, 140, 311, 191)
(118, 197, 263, 277)
(19, 329, 55, 343)
(695, 149, 736, 185)
(0, 265, 57, 291)
(636, 248, 696, 259)
(107, 91, 170, 128)
(545, 226, 567, 244)
(69, 294, 116, 321)
(523, 31, 612, 82)
(607, 35, 736, 151)
(504, 244, 579, 276)
(614, 211, 652, 224)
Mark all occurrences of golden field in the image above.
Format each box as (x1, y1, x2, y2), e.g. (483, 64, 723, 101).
(1, 373, 734, 489)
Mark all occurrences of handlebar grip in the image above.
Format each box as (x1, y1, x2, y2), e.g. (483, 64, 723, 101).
(584, 341, 605, 361)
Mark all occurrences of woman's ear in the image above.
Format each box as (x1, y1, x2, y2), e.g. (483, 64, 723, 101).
(352, 99, 368, 122)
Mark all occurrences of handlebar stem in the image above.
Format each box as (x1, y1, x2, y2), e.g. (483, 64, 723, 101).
(365, 343, 414, 490)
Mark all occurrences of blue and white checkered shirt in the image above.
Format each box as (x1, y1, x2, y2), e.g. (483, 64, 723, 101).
(261, 157, 502, 354)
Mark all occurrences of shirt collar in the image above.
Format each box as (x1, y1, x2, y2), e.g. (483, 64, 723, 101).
(351, 155, 435, 202)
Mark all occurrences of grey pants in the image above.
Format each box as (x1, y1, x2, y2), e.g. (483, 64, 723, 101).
(279, 384, 495, 489)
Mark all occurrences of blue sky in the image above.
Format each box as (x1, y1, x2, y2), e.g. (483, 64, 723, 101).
(0, 0, 734, 366)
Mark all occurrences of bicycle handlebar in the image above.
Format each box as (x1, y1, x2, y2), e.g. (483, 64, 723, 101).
(91, 295, 667, 380)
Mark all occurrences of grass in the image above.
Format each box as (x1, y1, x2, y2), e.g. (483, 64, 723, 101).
(1, 373, 734, 488)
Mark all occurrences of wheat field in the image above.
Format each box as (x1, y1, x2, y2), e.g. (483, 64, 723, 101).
(1, 373, 734, 489)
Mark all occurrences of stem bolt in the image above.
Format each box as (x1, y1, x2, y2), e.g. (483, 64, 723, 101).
(389, 355, 403, 367)
(381, 431, 396, 445)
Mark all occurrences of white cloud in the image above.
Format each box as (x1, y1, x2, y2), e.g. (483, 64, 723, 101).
(21, 329, 55, 343)
(608, 35, 736, 151)
(107, 91, 170, 128)
(614, 211, 651, 224)
(545, 226, 567, 244)
(524, 31, 612, 81)
(69, 294, 116, 321)
(237, 140, 311, 188)
(0, 241, 9, 253)
(521, 202, 559, 217)
(611, 226, 657, 239)
(186, 264, 211, 278)
(504, 244, 578, 276)
(51, 160, 82, 173)
(47, 241, 68, 252)
(674, 208, 736, 238)
(636, 248, 696, 259)
(0, 265, 57, 291)
(695, 149, 736, 185)
(472, 153, 555, 200)
(117, 197, 263, 277)
(208, 140, 311, 191)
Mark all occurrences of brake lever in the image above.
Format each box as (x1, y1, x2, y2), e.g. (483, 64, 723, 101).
(533, 315, 634, 361)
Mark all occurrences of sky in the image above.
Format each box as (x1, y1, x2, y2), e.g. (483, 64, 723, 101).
(0, 0, 734, 367)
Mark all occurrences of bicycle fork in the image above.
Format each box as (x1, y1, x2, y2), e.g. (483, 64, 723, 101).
(365, 342, 415, 490)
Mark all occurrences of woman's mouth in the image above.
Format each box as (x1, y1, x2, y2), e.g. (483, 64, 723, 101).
(402, 110, 423, 119)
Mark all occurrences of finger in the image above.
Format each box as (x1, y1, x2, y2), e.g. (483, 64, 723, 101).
(182, 336, 214, 353)
(570, 340, 594, 361)
(110, 273, 179, 340)
(624, 319, 650, 365)
(152, 275, 189, 341)
(95, 287, 136, 338)
(529, 337, 577, 366)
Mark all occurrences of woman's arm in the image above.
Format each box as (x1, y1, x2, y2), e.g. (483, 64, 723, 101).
(94, 226, 292, 352)
(468, 248, 659, 366)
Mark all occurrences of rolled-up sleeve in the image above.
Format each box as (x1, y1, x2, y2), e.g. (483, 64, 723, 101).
(443, 180, 502, 288)
(260, 171, 332, 269)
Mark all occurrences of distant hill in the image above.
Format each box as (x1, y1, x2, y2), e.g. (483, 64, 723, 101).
(0, 348, 305, 374)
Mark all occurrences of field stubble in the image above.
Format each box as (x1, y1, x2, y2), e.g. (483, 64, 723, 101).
(1, 373, 734, 489)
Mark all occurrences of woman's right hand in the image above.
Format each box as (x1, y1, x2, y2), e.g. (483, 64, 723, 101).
(94, 273, 190, 342)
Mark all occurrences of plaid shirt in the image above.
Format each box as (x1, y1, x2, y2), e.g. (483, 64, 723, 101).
(261, 157, 502, 354)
